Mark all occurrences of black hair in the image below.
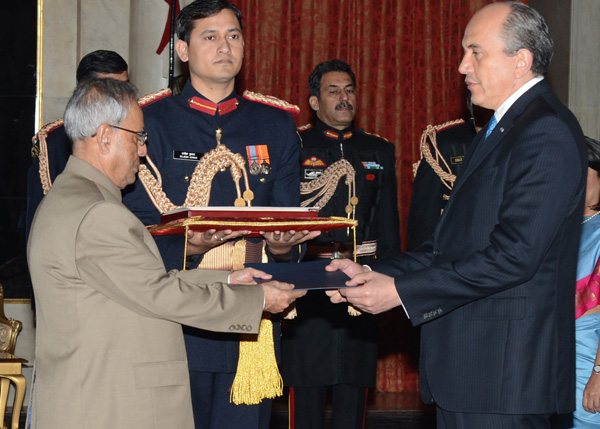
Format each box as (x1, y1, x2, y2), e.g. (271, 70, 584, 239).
(75, 50, 128, 85)
(308, 60, 356, 98)
(586, 136, 600, 211)
(587, 136, 600, 173)
(176, 0, 243, 45)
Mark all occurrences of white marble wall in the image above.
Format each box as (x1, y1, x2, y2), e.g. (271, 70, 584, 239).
(570, 0, 600, 140)
(529, 0, 600, 140)
(39, 0, 173, 127)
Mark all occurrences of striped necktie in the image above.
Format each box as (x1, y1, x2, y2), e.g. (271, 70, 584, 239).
(484, 115, 497, 140)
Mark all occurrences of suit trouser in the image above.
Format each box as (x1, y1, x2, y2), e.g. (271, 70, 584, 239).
(436, 407, 553, 429)
(189, 371, 272, 429)
(288, 384, 368, 429)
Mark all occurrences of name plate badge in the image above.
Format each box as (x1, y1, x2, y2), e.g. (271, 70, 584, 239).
(173, 150, 204, 161)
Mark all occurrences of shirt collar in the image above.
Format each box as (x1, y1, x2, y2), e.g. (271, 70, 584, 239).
(494, 75, 544, 123)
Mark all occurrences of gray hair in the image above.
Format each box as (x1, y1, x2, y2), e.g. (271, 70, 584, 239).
(499, 1, 554, 76)
(64, 78, 138, 144)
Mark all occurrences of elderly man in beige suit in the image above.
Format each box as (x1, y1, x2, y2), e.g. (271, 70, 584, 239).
(26, 78, 304, 429)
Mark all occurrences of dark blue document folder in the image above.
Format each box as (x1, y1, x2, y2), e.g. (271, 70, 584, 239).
(245, 259, 353, 290)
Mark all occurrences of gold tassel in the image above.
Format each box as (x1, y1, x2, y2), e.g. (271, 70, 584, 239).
(283, 302, 297, 319)
(348, 225, 362, 316)
(199, 239, 283, 405)
(230, 317, 283, 405)
(347, 305, 362, 316)
(148, 128, 281, 405)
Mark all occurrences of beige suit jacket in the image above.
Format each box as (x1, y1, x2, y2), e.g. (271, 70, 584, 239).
(27, 156, 264, 429)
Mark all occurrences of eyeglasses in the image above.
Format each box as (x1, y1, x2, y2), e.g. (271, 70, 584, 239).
(109, 125, 148, 146)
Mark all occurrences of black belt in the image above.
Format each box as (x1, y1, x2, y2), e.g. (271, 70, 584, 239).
(306, 240, 377, 259)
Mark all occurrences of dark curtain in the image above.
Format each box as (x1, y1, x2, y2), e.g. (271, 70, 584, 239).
(235, 0, 522, 392)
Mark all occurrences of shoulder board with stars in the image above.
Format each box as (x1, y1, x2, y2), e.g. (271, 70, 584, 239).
(138, 88, 172, 107)
(242, 90, 300, 115)
(362, 129, 390, 143)
(297, 123, 313, 132)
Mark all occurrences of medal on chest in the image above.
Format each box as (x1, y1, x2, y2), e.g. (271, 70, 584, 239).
(246, 145, 271, 176)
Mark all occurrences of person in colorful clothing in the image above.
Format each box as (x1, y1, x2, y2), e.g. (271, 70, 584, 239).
(569, 136, 600, 427)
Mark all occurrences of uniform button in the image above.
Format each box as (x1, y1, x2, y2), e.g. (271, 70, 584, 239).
(260, 177, 266, 183)
(433, 250, 440, 256)
(184, 175, 190, 182)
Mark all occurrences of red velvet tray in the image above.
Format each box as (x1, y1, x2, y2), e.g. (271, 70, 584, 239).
(160, 206, 319, 224)
(148, 207, 356, 237)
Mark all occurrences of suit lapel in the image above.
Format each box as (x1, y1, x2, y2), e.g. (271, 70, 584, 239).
(435, 80, 552, 233)
(451, 118, 508, 195)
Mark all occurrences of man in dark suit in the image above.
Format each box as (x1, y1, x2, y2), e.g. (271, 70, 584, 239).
(326, 2, 586, 428)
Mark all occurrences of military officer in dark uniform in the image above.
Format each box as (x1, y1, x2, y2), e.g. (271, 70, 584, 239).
(281, 59, 401, 429)
(406, 95, 491, 250)
(26, 50, 129, 240)
(122, 1, 317, 428)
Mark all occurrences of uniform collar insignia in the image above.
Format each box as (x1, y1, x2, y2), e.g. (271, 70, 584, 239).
(188, 96, 239, 116)
(323, 129, 353, 141)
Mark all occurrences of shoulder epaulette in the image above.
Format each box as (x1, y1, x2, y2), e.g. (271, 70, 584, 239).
(361, 129, 390, 143)
(32, 118, 64, 156)
(36, 118, 64, 139)
(138, 88, 171, 107)
(431, 118, 466, 134)
(32, 118, 66, 194)
(415, 118, 466, 185)
(297, 123, 312, 132)
(419, 118, 466, 150)
(242, 90, 300, 115)
(32, 89, 173, 195)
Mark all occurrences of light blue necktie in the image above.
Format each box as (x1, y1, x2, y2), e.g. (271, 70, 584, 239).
(484, 115, 497, 140)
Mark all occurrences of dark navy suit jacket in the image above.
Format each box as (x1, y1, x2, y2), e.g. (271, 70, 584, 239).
(376, 80, 585, 414)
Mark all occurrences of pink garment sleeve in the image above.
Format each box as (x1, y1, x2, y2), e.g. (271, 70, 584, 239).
(576, 256, 600, 319)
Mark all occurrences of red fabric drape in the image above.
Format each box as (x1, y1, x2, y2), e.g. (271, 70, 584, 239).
(234, 0, 521, 392)
(237, 0, 497, 248)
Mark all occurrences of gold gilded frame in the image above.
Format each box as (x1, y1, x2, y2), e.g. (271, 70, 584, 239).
(35, 0, 44, 131)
